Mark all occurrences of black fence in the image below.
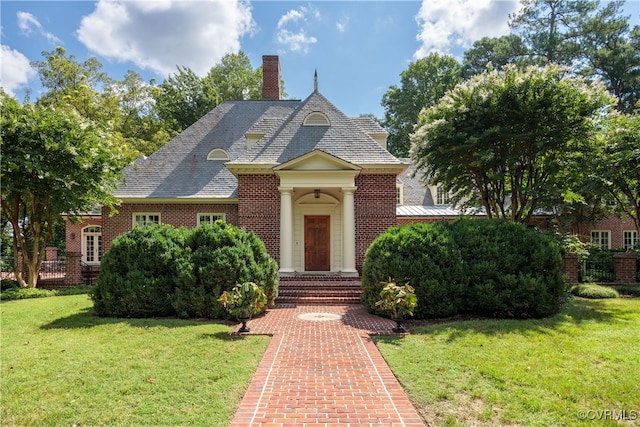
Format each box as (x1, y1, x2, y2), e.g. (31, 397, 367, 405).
(579, 257, 615, 282)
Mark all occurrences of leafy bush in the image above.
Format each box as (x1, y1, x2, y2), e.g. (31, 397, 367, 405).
(92, 224, 189, 317)
(1, 279, 19, 292)
(362, 222, 465, 318)
(616, 284, 640, 297)
(1, 287, 57, 300)
(362, 219, 565, 319)
(450, 219, 564, 318)
(570, 283, 619, 299)
(92, 223, 278, 319)
(173, 222, 278, 319)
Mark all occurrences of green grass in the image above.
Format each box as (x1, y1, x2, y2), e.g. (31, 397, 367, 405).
(1, 294, 269, 426)
(375, 298, 640, 426)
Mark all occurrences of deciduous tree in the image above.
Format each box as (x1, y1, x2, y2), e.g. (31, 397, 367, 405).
(381, 53, 462, 157)
(0, 92, 125, 287)
(410, 64, 615, 224)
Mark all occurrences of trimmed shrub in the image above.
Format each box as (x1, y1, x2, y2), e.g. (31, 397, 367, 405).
(173, 222, 278, 319)
(450, 219, 565, 318)
(0, 287, 57, 300)
(92, 222, 278, 319)
(93, 224, 188, 317)
(362, 222, 465, 318)
(617, 284, 640, 297)
(362, 219, 565, 319)
(570, 283, 619, 299)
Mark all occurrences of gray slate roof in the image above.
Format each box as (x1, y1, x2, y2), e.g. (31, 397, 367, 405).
(114, 91, 402, 199)
(229, 91, 402, 166)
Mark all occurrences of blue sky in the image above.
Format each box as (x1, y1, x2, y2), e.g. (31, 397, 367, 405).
(1, 1, 638, 119)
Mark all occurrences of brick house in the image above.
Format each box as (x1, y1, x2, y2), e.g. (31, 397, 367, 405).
(65, 55, 638, 279)
(100, 56, 407, 275)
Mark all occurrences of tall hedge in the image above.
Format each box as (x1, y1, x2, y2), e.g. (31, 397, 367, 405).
(362, 222, 465, 318)
(362, 219, 565, 319)
(92, 224, 188, 317)
(92, 223, 278, 318)
(173, 222, 278, 319)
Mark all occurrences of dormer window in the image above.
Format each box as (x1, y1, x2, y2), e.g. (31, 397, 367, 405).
(303, 112, 330, 126)
(207, 148, 230, 161)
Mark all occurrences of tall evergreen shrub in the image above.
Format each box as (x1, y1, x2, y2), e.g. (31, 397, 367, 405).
(92, 222, 278, 319)
(173, 222, 278, 318)
(362, 222, 466, 318)
(362, 219, 565, 319)
(93, 224, 189, 317)
(450, 219, 564, 318)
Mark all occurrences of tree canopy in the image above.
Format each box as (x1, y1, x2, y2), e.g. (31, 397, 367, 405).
(381, 53, 462, 157)
(0, 92, 126, 287)
(410, 64, 615, 224)
(596, 112, 640, 234)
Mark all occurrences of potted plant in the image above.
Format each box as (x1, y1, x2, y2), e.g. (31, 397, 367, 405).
(375, 280, 417, 333)
(218, 282, 267, 333)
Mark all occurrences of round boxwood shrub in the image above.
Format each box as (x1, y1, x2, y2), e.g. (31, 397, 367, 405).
(362, 219, 565, 319)
(449, 219, 565, 318)
(92, 224, 189, 317)
(172, 222, 278, 319)
(362, 222, 466, 318)
(92, 222, 278, 319)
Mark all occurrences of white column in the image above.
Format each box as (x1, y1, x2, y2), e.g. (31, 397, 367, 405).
(342, 187, 357, 274)
(279, 187, 294, 274)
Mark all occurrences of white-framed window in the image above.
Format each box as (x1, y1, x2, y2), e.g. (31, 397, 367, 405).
(436, 186, 451, 205)
(197, 213, 226, 225)
(396, 184, 403, 205)
(207, 148, 230, 161)
(82, 226, 102, 264)
(623, 230, 638, 250)
(591, 230, 611, 249)
(133, 213, 160, 227)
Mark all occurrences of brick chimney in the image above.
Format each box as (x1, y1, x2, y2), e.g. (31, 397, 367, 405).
(262, 55, 281, 100)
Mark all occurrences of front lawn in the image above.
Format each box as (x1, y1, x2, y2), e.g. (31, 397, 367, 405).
(375, 298, 640, 426)
(0, 294, 269, 426)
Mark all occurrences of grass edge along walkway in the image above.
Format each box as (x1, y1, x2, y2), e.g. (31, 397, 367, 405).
(375, 297, 640, 427)
(1, 294, 269, 426)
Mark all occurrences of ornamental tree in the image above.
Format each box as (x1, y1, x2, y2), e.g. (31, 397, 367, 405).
(0, 92, 125, 288)
(410, 64, 615, 224)
(597, 112, 640, 237)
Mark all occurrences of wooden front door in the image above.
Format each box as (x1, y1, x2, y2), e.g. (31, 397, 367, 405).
(305, 216, 330, 271)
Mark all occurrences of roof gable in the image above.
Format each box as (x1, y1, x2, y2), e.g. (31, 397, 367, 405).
(273, 149, 361, 172)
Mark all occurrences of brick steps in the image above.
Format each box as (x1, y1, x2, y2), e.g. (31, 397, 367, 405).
(276, 278, 362, 305)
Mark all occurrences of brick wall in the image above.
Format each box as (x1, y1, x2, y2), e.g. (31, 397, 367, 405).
(355, 173, 397, 272)
(102, 203, 239, 252)
(65, 216, 102, 254)
(237, 174, 280, 262)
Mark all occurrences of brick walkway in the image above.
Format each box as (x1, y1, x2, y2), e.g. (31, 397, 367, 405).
(229, 304, 425, 426)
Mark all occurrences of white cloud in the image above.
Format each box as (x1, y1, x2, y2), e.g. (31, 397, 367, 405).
(17, 11, 62, 44)
(414, 0, 522, 59)
(276, 5, 319, 53)
(0, 45, 36, 98)
(76, 0, 255, 77)
(336, 15, 349, 33)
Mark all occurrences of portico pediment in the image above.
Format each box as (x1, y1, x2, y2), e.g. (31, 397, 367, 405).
(274, 150, 362, 172)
